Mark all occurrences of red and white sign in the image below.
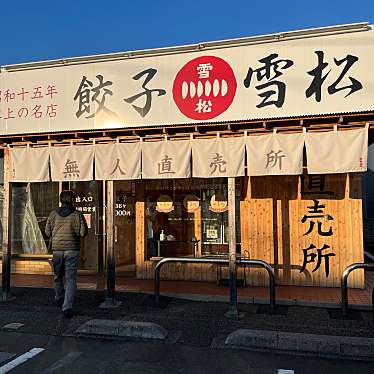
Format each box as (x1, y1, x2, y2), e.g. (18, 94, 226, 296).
(173, 56, 237, 120)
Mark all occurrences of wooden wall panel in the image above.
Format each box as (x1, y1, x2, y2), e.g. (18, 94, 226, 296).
(141, 260, 218, 282)
(137, 173, 364, 288)
(241, 173, 364, 288)
(347, 174, 364, 287)
(241, 176, 274, 286)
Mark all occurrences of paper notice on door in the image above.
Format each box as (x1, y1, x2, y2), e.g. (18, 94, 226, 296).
(206, 228, 218, 239)
(83, 214, 92, 229)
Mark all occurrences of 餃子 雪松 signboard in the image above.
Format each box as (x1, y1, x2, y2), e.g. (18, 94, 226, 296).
(1, 24, 374, 135)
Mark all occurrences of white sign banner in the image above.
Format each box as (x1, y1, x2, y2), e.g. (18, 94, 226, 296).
(142, 140, 191, 179)
(192, 137, 245, 178)
(246, 133, 304, 176)
(95, 142, 141, 180)
(1, 27, 374, 135)
(50, 145, 94, 181)
(10, 147, 50, 182)
(305, 126, 368, 174)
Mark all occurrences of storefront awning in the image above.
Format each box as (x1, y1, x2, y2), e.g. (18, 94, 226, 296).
(95, 142, 141, 180)
(192, 137, 245, 178)
(8, 126, 369, 182)
(10, 146, 49, 182)
(246, 132, 304, 176)
(50, 145, 94, 181)
(305, 125, 368, 174)
(142, 140, 191, 179)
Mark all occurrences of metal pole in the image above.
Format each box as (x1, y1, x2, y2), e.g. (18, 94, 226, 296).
(268, 266, 276, 311)
(154, 265, 160, 304)
(107, 252, 115, 300)
(107, 181, 115, 300)
(341, 265, 350, 317)
(1, 148, 12, 301)
(100, 180, 121, 308)
(154, 257, 229, 305)
(154, 257, 275, 311)
(341, 263, 374, 317)
(241, 259, 276, 311)
(1, 254, 11, 300)
(225, 177, 239, 318)
(372, 284, 374, 322)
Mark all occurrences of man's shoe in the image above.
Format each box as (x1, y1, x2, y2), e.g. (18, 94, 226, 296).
(56, 298, 64, 308)
(63, 309, 74, 319)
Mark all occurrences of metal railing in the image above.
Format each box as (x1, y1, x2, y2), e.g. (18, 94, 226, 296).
(244, 259, 276, 310)
(341, 262, 374, 317)
(154, 257, 276, 310)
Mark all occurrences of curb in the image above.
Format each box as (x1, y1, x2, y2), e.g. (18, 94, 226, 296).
(75, 319, 168, 340)
(225, 329, 374, 360)
(157, 291, 373, 310)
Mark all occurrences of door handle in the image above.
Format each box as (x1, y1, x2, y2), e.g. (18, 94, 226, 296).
(94, 205, 106, 236)
(114, 225, 118, 243)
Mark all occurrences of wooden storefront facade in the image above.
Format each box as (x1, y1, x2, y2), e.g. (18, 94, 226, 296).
(1, 23, 374, 292)
(0, 113, 372, 289)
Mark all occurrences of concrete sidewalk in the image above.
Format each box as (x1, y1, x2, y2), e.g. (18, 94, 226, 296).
(7, 271, 374, 308)
(0, 286, 373, 360)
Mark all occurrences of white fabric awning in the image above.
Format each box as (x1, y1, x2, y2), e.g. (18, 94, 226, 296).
(7, 126, 371, 183)
(246, 133, 304, 176)
(95, 142, 141, 180)
(142, 140, 191, 179)
(10, 147, 50, 182)
(50, 145, 94, 181)
(191, 137, 245, 178)
(305, 126, 368, 174)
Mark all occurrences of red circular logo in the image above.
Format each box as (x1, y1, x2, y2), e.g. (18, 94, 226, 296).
(173, 56, 237, 120)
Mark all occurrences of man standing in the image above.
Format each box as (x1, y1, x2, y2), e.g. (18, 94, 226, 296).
(45, 190, 88, 319)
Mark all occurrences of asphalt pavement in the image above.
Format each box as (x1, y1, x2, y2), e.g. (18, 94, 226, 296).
(0, 286, 373, 372)
(0, 331, 374, 374)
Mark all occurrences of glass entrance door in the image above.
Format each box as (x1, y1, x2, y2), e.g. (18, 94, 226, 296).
(114, 181, 136, 275)
(201, 180, 241, 255)
(66, 181, 104, 273)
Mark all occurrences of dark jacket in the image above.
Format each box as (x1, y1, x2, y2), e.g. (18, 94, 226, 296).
(45, 204, 88, 252)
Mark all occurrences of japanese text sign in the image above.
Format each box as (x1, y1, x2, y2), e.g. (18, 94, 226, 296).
(95, 142, 141, 180)
(1, 28, 374, 135)
(142, 140, 191, 179)
(300, 197, 335, 277)
(246, 133, 304, 176)
(192, 137, 245, 178)
(50, 145, 94, 181)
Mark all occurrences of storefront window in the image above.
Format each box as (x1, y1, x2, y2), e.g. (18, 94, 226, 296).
(201, 184, 241, 255)
(145, 178, 240, 260)
(11, 182, 59, 255)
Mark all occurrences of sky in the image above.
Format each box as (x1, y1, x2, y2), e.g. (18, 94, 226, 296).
(0, 0, 373, 66)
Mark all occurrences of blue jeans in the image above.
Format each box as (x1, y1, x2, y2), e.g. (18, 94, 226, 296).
(52, 251, 80, 311)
